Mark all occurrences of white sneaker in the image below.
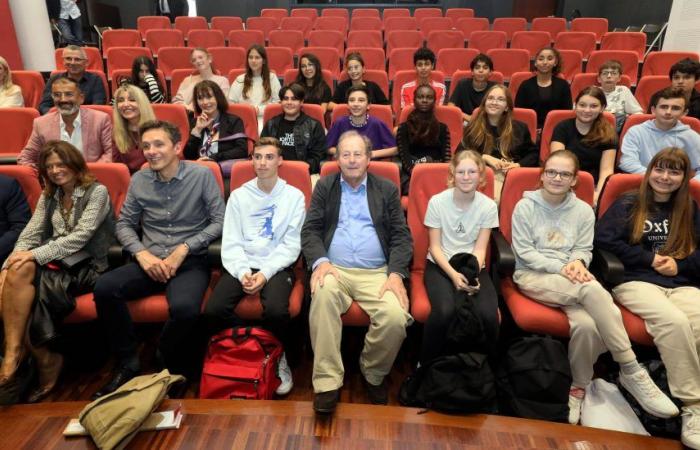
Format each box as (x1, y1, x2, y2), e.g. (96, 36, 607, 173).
(619, 369, 679, 418)
(275, 352, 293, 396)
(568, 387, 585, 425)
(682, 405, 700, 450)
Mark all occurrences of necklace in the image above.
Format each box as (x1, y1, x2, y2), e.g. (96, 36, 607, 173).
(350, 114, 368, 128)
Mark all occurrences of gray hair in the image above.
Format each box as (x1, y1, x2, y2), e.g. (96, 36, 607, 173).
(337, 130, 372, 158)
(64, 45, 87, 60)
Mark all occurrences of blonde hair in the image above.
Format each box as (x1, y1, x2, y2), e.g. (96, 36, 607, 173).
(0, 56, 13, 91)
(448, 149, 486, 188)
(112, 84, 156, 154)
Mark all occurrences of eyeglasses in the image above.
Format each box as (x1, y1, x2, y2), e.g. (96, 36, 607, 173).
(600, 70, 620, 77)
(485, 96, 507, 104)
(543, 169, 574, 181)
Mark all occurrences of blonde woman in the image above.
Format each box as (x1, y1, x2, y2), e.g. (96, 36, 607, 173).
(0, 56, 23, 107)
(112, 84, 156, 172)
(172, 48, 230, 112)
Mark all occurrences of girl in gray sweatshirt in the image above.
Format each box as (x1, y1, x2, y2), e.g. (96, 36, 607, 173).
(511, 150, 677, 425)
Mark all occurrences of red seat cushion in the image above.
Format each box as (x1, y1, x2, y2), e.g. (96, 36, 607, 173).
(501, 277, 570, 338)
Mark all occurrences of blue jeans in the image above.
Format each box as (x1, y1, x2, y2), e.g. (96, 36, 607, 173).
(57, 17, 84, 45)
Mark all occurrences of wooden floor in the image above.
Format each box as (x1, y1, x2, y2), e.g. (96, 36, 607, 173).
(0, 324, 685, 449)
(0, 400, 684, 450)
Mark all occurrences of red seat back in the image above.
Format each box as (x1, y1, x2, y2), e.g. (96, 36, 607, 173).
(531, 17, 567, 40)
(0, 107, 39, 155)
(642, 51, 700, 77)
(11, 71, 45, 109)
(499, 168, 595, 243)
(227, 104, 259, 153)
(600, 32, 646, 61)
(227, 30, 265, 49)
(571, 18, 608, 42)
(210, 17, 244, 37)
(230, 161, 312, 208)
(87, 162, 131, 216)
(144, 29, 184, 56)
(137, 16, 171, 39)
(555, 31, 597, 59)
(187, 29, 225, 48)
(0, 165, 42, 211)
(510, 31, 551, 59)
(467, 31, 508, 53)
(320, 161, 400, 195)
(492, 17, 527, 41)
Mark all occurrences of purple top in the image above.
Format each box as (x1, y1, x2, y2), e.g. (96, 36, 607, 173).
(326, 115, 396, 151)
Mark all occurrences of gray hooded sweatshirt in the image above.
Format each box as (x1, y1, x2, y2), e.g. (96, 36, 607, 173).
(511, 189, 595, 274)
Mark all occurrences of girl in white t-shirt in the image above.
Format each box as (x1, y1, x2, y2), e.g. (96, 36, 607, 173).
(421, 150, 500, 364)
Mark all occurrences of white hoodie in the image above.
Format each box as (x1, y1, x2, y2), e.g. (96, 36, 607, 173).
(511, 189, 595, 274)
(222, 177, 305, 281)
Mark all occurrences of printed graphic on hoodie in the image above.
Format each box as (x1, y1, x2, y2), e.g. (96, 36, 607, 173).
(253, 205, 276, 240)
(643, 217, 670, 252)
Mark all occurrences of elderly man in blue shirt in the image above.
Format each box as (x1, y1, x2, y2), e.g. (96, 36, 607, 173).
(301, 130, 413, 414)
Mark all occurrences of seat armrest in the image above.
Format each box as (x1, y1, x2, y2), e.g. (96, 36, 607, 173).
(207, 238, 222, 268)
(492, 230, 515, 276)
(108, 244, 127, 268)
(591, 247, 624, 288)
(0, 156, 18, 165)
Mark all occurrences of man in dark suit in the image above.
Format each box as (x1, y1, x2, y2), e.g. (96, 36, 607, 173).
(301, 130, 413, 414)
(153, 0, 189, 21)
(0, 176, 31, 267)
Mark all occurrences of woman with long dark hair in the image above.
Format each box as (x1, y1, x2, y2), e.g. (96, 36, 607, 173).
(115, 56, 165, 104)
(0, 141, 114, 402)
(551, 86, 617, 204)
(295, 53, 332, 112)
(397, 84, 450, 193)
(595, 147, 700, 449)
(229, 44, 281, 132)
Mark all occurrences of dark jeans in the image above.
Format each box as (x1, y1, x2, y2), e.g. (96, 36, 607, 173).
(421, 260, 499, 364)
(202, 268, 293, 341)
(93, 256, 210, 371)
(57, 17, 84, 45)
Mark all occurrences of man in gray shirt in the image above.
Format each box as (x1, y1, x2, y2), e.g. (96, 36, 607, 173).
(92, 120, 224, 399)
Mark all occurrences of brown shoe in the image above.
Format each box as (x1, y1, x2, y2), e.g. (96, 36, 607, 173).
(313, 389, 339, 414)
(27, 352, 63, 403)
(364, 378, 388, 405)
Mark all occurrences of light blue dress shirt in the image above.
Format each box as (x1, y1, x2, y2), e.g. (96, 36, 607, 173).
(324, 176, 386, 269)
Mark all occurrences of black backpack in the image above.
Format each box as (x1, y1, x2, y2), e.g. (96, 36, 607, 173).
(401, 352, 498, 414)
(496, 336, 572, 422)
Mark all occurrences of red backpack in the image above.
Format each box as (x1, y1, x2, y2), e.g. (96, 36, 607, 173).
(199, 327, 283, 400)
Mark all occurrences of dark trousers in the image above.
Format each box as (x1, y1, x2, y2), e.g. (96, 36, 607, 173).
(93, 256, 210, 372)
(202, 268, 293, 341)
(421, 260, 499, 364)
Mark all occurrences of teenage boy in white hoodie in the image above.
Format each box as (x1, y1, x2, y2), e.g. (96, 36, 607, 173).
(619, 87, 700, 180)
(202, 137, 306, 396)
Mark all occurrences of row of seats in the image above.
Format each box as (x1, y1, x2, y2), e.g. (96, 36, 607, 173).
(114, 17, 627, 55)
(2, 160, 695, 342)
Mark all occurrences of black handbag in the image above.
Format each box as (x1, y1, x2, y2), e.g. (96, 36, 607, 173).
(57, 250, 92, 270)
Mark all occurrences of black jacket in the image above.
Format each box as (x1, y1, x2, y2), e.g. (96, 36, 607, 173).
(184, 112, 248, 162)
(0, 176, 30, 267)
(301, 172, 413, 278)
(514, 76, 573, 128)
(261, 112, 326, 174)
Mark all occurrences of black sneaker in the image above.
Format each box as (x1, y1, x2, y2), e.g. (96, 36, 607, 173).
(91, 366, 138, 400)
(313, 389, 340, 414)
